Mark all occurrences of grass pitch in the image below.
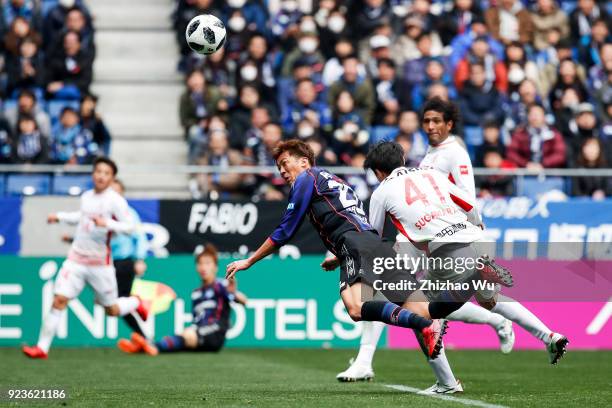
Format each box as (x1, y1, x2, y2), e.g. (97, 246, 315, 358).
(1, 348, 610, 407)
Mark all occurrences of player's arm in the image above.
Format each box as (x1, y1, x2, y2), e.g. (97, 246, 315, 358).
(368, 190, 386, 236)
(443, 174, 482, 227)
(448, 151, 476, 199)
(226, 171, 315, 279)
(225, 279, 248, 305)
(50, 211, 81, 225)
(96, 196, 136, 234)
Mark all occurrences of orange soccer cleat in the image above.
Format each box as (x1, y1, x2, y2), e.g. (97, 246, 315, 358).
(130, 332, 158, 356)
(117, 338, 141, 354)
(420, 319, 448, 359)
(22, 345, 48, 359)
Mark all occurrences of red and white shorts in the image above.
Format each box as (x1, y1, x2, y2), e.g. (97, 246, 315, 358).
(54, 259, 118, 307)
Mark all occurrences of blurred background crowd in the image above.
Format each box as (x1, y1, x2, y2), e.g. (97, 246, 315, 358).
(175, 0, 611, 200)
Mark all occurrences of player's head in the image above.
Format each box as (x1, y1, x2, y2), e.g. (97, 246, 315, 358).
(364, 141, 405, 181)
(92, 157, 117, 192)
(111, 178, 125, 196)
(195, 243, 219, 285)
(420, 97, 459, 146)
(273, 139, 315, 185)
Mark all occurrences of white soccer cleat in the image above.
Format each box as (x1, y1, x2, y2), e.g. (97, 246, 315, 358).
(496, 319, 515, 354)
(336, 359, 374, 382)
(547, 333, 569, 365)
(418, 380, 464, 395)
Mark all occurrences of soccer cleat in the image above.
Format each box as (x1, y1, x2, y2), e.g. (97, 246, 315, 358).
(418, 380, 464, 395)
(336, 359, 374, 382)
(478, 255, 514, 287)
(134, 296, 150, 322)
(131, 332, 158, 356)
(117, 338, 141, 354)
(547, 333, 569, 365)
(22, 345, 48, 359)
(496, 319, 515, 354)
(421, 319, 448, 359)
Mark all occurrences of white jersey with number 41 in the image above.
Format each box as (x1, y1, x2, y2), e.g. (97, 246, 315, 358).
(369, 167, 483, 253)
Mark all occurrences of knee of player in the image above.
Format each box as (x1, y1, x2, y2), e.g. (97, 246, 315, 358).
(105, 305, 120, 316)
(476, 295, 496, 310)
(52, 295, 69, 310)
(346, 305, 363, 322)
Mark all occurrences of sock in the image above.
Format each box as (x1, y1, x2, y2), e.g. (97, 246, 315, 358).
(116, 296, 139, 316)
(122, 313, 145, 337)
(447, 302, 505, 329)
(491, 296, 552, 343)
(361, 301, 431, 330)
(156, 335, 185, 352)
(428, 291, 464, 319)
(354, 321, 385, 367)
(37, 308, 63, 353)
(413, 329, 458, 387)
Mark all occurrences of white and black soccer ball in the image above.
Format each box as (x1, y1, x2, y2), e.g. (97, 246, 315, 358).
(185, 14, 227, 55)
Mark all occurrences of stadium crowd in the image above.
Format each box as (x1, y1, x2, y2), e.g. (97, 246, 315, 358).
(175, 0, 611, 199)
(0, 0, 110, 166)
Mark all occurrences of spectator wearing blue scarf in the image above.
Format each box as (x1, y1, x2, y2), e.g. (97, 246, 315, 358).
(14, 114, 48, 164)
(51, 107, 98, 164)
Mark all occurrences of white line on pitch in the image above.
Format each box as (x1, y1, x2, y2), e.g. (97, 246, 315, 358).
(383, 384, 509, 408)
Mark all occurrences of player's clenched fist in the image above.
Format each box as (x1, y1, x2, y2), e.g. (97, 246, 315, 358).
(47, 214, 59, 224)
(225, 259, 251, 280)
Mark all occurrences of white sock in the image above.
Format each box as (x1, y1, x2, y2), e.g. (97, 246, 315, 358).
(354, 321, 385, 367)
(491, 295, 552, 343)
(447, 302, 505, 328)
(37, 308, 63, 353)
(428, 347, 458, 388)
(116, 296, 139, 316)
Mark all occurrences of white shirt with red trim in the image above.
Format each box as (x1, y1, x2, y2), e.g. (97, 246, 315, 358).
(369, 167, 483, 253)
(57, 188, 134, 265)
(419, 135, 475, 200)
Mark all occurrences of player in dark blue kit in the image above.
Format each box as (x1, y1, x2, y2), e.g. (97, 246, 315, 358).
(226, 140, 458, 358)
(119, 244, 247, 355)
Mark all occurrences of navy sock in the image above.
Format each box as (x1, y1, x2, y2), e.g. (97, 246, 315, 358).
(156, 335, 185, 352)
(361, 301, 431, 330)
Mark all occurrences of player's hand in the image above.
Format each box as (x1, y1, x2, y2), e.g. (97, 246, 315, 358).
(321, 256, 340, 271)
(47, 214, 59, 224)
(134, 260, 147, 276)
(226, 259, 251, 280)
(92, 216, 107, 228)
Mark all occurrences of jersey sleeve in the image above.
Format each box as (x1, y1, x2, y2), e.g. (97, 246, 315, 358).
(443, 174, 482, 227)
(368, 189, 386, 236)
(448, 149, 476, 200)
(269, 170, 315, 246)
(56, 211, 81, 225)
(106, 195, 136, 235)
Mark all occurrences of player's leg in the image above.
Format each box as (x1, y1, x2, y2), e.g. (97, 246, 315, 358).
(90, 264, 146, 319)
(114, 259, 146, 336)
(23, 260, 88, 358)
(446, 303, 514, 353)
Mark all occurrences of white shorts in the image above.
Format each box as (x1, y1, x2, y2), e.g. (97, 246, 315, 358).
(54, 259, 118, 307)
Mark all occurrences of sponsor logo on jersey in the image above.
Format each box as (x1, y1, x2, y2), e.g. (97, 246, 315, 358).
(434, 222, 467, 238)
(287, 203, 295, 210)
(415, 207, 457, 230)
(460, 165, 469, 175)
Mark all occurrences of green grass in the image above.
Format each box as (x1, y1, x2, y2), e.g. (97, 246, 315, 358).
(1, 348, 610, 407)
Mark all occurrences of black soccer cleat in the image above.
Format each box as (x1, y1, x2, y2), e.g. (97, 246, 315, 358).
(478, 255, 514, 287)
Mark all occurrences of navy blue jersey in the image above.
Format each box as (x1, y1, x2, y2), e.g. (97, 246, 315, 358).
(269, 167, 374, 254)
(191, 279, 234, 332)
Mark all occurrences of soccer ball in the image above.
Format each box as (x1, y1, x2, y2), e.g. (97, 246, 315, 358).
(185, 14, 227, 55)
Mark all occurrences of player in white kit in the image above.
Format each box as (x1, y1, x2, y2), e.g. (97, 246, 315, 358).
(23, 157, 149, 359)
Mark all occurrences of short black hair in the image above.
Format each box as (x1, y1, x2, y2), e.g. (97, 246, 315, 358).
(93, 156, 118, 176)
(377, 57, 395, 69)
(364, 142, 405, 174)
(420, 97, 460, 126)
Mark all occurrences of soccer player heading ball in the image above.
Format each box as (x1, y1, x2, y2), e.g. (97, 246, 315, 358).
(118, 243, 247, 355)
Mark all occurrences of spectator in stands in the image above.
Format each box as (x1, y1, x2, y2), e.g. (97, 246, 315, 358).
(477, 149, 516, 197)
(332, 90, 369, 164)
(372, 58, 411, 127)
(51, 7, 95, 57)
(454, 35, 507, 93)
(305, 135, 337, 166)
(278, 59, 319, 119)
(281, 20, 325, 78)
(578, 19, 611, 69)
(238, 105, 269, 151)
(229, 84, 263, 146)
(4, 89, 51, 138)
(503, 78, 545, 138)
(46, 30, 94, 99)
(485, 0, 534, 46)
(240, 34, 276, 100)
(595, 70, 612, 123)
(246, 122, 285, 200)
(458, 62, 505, 152)
(0, 117, 14, 163)
(507, 103, 566, 169)
(448, 16, 505, 70)
(322, 38, 365, 87)
(531, 0, 570, 52)
(573, 137, 610, 198)
(80, 93, 111, 156)
(270, 0, 303, 52)
(402, 32, 445, 88)
(200, 47, 236, 103)
(179, 70, 222, 138)
(13, 114, 48, 164)
(427, 82, 452, 102)
(5, 37, 44, 95)
(188, 115, 226, 164)
(538, 38, 579, 96)
(549, 59, 590, 112)
(3, 16, 41, 58)
(2, 0, 38, 28)
(589, 42, 612, 92)
(475, 119, 506, 167)
(44, 0, 91, 50)
(195, 128, 244, 198)
(318, 7, 350, 59)
(564, 103, 604, 164)
(50, 106, 98, 164)
(363, 34, 393, 77)
(283, 78, 332, 135)
(411, 58, 455, 111)
(328, 55, 375, 124)
(503, 41, 540, 97)
(221, 0, 267, 36)
(395, 110, 428, 166)
(569, 0, 610, 43)
(437, 0, 484, 46)
(353, 0, 391, 40)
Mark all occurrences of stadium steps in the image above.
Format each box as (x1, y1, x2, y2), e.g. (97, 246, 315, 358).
(88, 0, 188, 196)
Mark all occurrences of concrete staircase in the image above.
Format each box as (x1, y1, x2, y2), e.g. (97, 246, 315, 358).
(88, 0, 189, 197)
